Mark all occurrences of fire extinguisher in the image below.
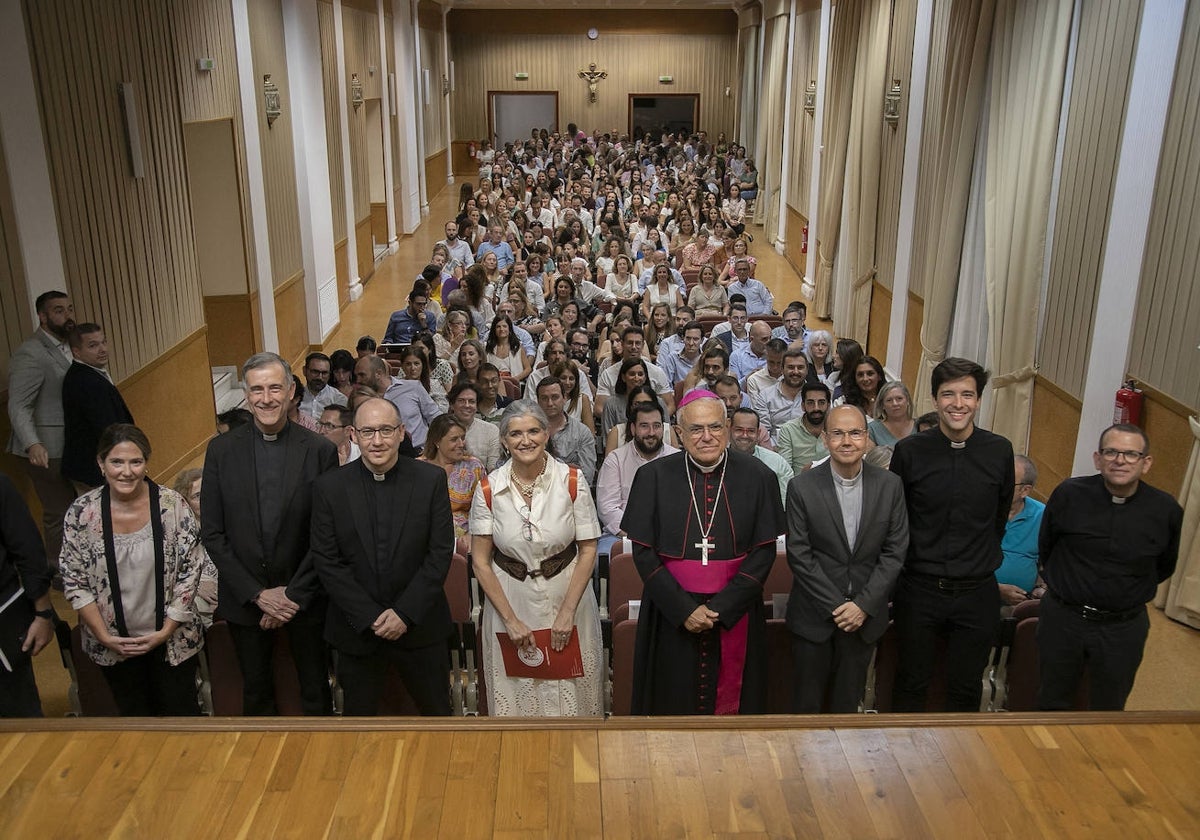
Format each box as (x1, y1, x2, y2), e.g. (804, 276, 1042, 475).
(800, 224, 809, 254)
(468, 142, 476, 159)
(1113, 379, 1144, 426)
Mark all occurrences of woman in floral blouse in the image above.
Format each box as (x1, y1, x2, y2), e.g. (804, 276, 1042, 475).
(60, 424, 205, 715)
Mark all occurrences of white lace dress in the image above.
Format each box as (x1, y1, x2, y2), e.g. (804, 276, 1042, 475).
(469, 457, 603, 716)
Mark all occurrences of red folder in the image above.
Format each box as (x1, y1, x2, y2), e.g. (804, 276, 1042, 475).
(496, 627, 585, 679)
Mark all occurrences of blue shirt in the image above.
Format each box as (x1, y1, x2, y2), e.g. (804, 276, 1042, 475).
(998, 497, 1045, 590)
(383, 308, 436, 344)
(729, 345, 768, 381)
(727, 278, 773, 315)
(476, 240, 515, 271)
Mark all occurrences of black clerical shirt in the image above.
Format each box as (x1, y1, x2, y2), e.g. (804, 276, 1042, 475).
(1039, 474, 1182, 611)
(890, 426, 1014, 579)
(253, 423, 289, 561)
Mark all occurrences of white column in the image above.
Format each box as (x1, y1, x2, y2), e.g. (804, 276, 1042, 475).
(231, 0, 280, 351)
(883, 0, 933, 375)
(332, 0, 363, 301)
(411, 0, 429, 216)
(774, 0, 797, 253)
(391, 4, 421, 233)
(283, 0, 339, 343)
(441, 3, 454, 187)
(800, 0, 831, 298)
(377, 0, 399, 251)
(1072, 0, 1187, 475)
(0, 0, 67, 316)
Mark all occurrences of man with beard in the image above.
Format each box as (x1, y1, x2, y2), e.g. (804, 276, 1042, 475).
(447, 382, 501, 471)
(654, 307, 696, 362)
(785, 404, 908, 712)
(888, 357, 1014, 712)
(201, 352, 338, 715)
(729, 408, 792, 506)
(354, 354, 440, 451)
(777, 382, 831, 475)
(751, 348, 810, 444)
(771, 303, 810, 348)
(7, 291, 78, 570)
(659, 321, 705, 386)
(622, 390, 784, 715)
(596, 401, 678, 556)
(568, 329, 599, 386)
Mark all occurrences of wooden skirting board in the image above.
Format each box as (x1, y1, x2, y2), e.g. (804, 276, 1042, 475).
(1, 714, 1197, 837)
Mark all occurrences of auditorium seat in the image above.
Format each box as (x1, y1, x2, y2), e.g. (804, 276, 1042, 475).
(763, 551, 792, 606)
(498, 374, 521, 400)
(607, 552, 642, 617)
(609, 617, 638, 716)
(765, 618, 798, 713)
(1001, 598, 1089, 712)
(750, 314, 782, 330)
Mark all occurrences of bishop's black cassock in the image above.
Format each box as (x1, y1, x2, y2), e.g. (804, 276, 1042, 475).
(621, 449, 784, 715)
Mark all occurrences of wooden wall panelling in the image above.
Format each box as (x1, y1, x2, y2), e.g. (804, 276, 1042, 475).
(425, 150, 448, 200)
(1137, 384, 1195, 499)
(246, 0, 305, 288)
(448, 31, 738, 143)
(318, 0, 348, 241)
(451, 140, 477, 175)
(0, 128, 30, 387)
(273, 271, 308, 367)
(334, 239, 350, 308)
(874, 0, 919, 293)
(355, 217, 374, 283)
(22, 0, 204, 381)
(1040, 0, 1141, 397)
(783, 205, 808, 279)
(370, 202, 388, 243)
(202, 294, 258, 368)
(119, 326, 216, 484)
(901, 293, 923, 388)
(868, 281, 892, 362)
(787, 8, 821, 218)
(1129, 0, 1200, 411)
(1028, 375, 1082, 498)
(344, 5, 380, 223)
(420, 24, 447, 155)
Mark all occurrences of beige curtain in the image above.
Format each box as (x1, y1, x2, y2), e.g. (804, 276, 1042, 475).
(979, 0, 1073, 446)
(831, 0, 891, 340)
(811, 0, 864, 319)
(754, 7, 790, 242)
(910, 0, 997, 414)
(1156, 417, 1200, 629)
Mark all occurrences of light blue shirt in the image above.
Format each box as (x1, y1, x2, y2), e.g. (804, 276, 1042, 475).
(729, 345, 768, 381)
(476, 240, 515, 271)
(998, 497, 1045, 591)
(728, 278, 773, 315)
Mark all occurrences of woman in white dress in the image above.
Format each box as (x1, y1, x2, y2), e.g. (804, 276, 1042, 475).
(469, 402, 603, 717)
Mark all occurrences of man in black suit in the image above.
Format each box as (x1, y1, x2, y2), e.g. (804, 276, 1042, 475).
(310, 398, 453, 715)
(60, 323, 134, 490)
(785, 405, 908, 713)
(201, 352, 338, 715)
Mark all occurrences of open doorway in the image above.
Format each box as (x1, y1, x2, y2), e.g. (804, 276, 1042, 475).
(629, 94, 699, 139)
(183, 119, 254, 412)
(489, 92, 558, 148)
(364, 98, 388, 262)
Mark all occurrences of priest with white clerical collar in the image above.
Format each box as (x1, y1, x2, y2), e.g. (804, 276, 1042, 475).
(621, 389, 784, 715)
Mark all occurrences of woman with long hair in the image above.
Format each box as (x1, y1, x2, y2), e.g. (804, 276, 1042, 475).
(595, 237, 625, 279)
(687, 264, 729, 316)
(641, 263, 683, 320)
(599, 357, 650, 437)
(436, 308, 472, 367)
(462, 265, 496, 339)
(829, 338, 865, 402)
(606, 254, 640, 309)
(485, 315, 532, 382)
(329, 348, 356, 399)
(602, 384, 662, 456)
(717, 237, 757, 285)
(869, 380, 916, 446)
(643, 303, 672, 363)
(841, 355, 887, 415)
(550, 359, 594, 432)
(455, 339, 486, 384)
(420, 415, 484, 541)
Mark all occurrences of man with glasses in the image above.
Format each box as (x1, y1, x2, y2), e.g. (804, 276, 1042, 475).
(1037, 424, 1182, 711)
(309, 398, 453, 715)
(201, 352, 338, 715)
(785, 404, 907, 712)
(300, 352, 348, 420)
(353, 355, 440, 452)
(621, 390, 784, 715)
(383, 286, 436, 346)
(888, 357, 1014, 713)
(318, 405, 358, 465)
(729, 407, 791, 505)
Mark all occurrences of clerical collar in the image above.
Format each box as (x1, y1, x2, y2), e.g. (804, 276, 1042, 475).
(361, 460, 398, 483)
(1111, 495, 1126, 504)
(832, 467, 862, 487)
(686, 452, 726, 474)
(258, 421, 289, 443)
(950, 440, 966, 449)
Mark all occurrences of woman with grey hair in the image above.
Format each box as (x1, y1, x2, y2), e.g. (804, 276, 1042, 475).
(468, 401, 603, 716)
(868, 380, 916, 446)
(805, 329, 835, 386)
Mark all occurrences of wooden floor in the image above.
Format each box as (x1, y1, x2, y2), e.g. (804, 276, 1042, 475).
(3, 713, 1198, 838)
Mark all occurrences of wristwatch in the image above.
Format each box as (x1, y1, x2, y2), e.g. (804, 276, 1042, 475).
(34, 608, 57, 621)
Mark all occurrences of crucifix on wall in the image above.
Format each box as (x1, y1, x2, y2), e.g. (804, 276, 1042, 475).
(578, 63, 607, 103)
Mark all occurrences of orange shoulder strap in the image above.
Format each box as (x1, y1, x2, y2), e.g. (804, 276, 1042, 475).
(480, 474, 493, 510)
(568, 465, 579, 502)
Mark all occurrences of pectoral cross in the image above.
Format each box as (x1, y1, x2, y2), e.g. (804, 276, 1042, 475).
(695, 537, 715, 566)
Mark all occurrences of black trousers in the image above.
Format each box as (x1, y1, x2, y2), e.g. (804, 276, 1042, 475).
(101, 650, 200, 716)
(792, 630, 875, 714)
(890, 574, 999, 712)
(0, 656, 43, 717)
(227, 618, 332, 715)
(336, 641, 451, 716)
(1037, 595, 1149, 711)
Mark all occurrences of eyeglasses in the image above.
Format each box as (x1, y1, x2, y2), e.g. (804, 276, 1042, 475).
(681, 422, 726, 440)
(316, 421, 345, 431)
(1099, 448, 1146, 463)
(825, 429, 867, 441)
(355, 425, 401, 440)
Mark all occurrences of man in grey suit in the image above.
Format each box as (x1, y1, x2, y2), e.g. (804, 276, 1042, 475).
(6, 291, 77, 571)
(785, 404, 908, 713)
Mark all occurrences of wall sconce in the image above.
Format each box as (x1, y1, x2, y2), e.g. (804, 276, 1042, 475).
(514, 72, 529, 81)
(658, 75, 673, 84)
(884, 78, 901, 128)
(350, 72, 364, 111)
(262, 74, 281, 128)
(804, 80, 816, 115)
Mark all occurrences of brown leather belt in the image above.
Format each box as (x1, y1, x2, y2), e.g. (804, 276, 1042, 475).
(493, 542, 578, 582)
